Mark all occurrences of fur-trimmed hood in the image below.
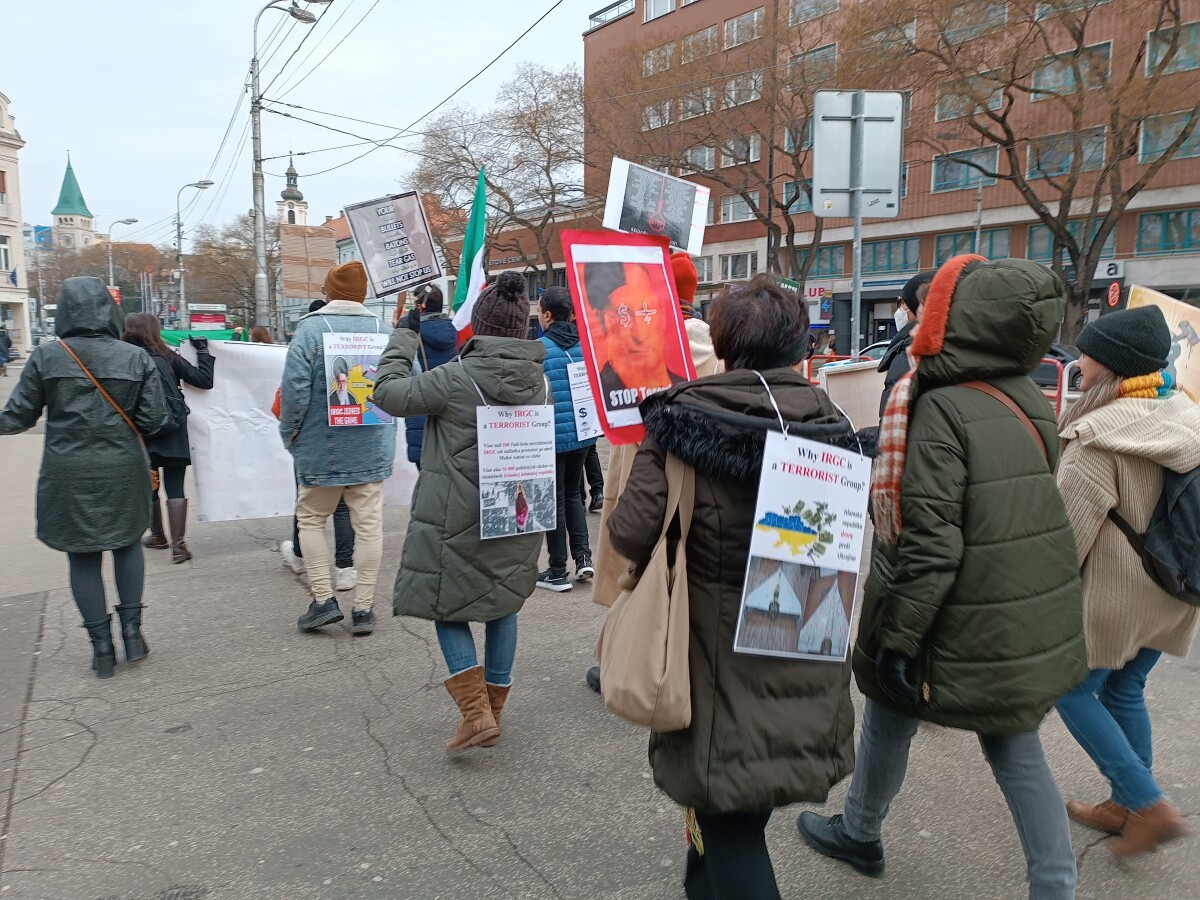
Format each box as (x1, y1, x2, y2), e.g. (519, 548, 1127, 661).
(640, 369, 857, 483)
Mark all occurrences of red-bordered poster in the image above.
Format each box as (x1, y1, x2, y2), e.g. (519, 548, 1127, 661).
(561, 230, 697, 445)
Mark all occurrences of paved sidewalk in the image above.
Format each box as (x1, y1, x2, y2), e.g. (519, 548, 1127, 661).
(0, 369, 1196, 899)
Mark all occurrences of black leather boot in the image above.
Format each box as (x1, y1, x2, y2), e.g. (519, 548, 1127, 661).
(114, 603, 150, 663)
(167, 498, 191, 563)
(83, 616, 116, 679)
(143, 497, 169, 549)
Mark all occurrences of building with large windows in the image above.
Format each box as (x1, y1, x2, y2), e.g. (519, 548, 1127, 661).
(0, 91, 32, 353)
(583, 0, 1200, 346)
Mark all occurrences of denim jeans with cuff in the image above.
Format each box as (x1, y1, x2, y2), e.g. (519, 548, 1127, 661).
(435, 613, 518, 686)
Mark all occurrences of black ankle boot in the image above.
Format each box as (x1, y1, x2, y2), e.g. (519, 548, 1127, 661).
(114, 604, 150, 663)
(83, 616, 116, 679)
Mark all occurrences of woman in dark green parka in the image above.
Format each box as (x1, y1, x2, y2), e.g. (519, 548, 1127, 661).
(0, 278, 170, 678)
(799, 256, 1087, 900)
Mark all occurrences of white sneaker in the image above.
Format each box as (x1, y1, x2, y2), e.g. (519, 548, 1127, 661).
(335, 567, 358, 592)
(280, 540, 305, 575)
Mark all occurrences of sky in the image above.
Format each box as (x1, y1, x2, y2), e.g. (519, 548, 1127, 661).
(1, 0, 590, 249)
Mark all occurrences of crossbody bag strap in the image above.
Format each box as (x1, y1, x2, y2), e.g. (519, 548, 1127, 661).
(960, 380, 1048, 461)
(1106, 507, 1146, 553)
(60, 340, 143, 443)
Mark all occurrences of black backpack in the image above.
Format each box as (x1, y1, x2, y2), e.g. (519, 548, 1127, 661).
(154, 355, 190, 434)
(1108, 466, 1200, 606)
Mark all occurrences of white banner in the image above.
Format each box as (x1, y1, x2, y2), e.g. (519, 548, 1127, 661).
(181, 341, 417, 523)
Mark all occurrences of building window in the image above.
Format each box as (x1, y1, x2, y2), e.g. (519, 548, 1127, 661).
(1028, 220, 1116, 261)
(683, 145, 716, 171)
(790, 0, 838, 26)
(643, 42, 675, 76)
(1033, 43, 1111, 100)
(287, 210, 296, 224)
(723, 73, 763, 108)
(788, 45, 836, 89)
(1137, 209, 1200, 255)
(869, 19, 916, 47)
(720, 134, 762, 167)
(945, 1, 1006, 42)
(935, 71, 1003, 121)
(0, 170, 6, 205)
(798, 245, 845, 277)
(642, 100, 673, 130)
(783, 179, 814, 214)
(0, 236, 10, 272)
(932, 146, 999, 192)
(934, 228, 1010, 264)
(1148, 22, 1200, 75)
(681, 86, 716, 119)
(645, 0, 674, 23)
(784, 118, 813, 153)
(862, 238, 921, 274)
(720, 192, 760, 223)
(1027, 127, 1106, 178)
(724, 8, 764, 49)
(1036, 0, 1112, 19)
(694, 256, 714, 283)
(900, 161, 909, 198)
(681, 24, 719, 63)
(1141, 111, 1200, 163)
(706, 197, 715, 226)
(721, 252, 759, 280)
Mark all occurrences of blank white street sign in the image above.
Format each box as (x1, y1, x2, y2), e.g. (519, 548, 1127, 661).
(812, 90, 904, 219)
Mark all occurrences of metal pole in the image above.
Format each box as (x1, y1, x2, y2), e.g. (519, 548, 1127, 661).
(251, 6, 271, 328)
(108, 241, 115, 288)
(849, 91, 864, 357)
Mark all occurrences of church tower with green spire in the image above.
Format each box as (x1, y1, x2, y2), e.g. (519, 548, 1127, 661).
(51, 156, 95, 250)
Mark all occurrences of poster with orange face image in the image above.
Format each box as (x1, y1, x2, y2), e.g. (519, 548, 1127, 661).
(561, 231, 697, 445)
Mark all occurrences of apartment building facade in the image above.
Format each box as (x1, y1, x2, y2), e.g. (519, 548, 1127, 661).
(0, 91, 32, 353)
(583, 0, 1200, 346)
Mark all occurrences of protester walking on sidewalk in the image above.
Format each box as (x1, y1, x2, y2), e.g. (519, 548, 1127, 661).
(535, 286, 598, 593)
(1053, 306, 1200, 856)
(278, 298, 358, 593)
(0, 278, 170, 678)
(279, 261, 395, 636)
(607, 275, 856, 899)
(374, 272, 546, 754)
(797, 256, 1087, 900)
(877, 270, 934, 416)
(121, 313, 214, 563)
(0, 326, 11, 377)
(401, 283, 458, 471)
(581, 444, 604, 513)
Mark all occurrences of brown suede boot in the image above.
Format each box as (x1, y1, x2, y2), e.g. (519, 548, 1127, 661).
(143, 497, 169, 549)
(1066, 799, 1128, 835)
(167, 498, 191, 563)
(444, 666, 499, 754)
(478, 683, 512, 748)
(1109, 799, 1192, 857)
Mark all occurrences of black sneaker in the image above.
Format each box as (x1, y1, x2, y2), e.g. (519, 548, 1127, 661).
(797, 812, 885, 878)
(536, 569, 573, 592)
(588, 493, 604, 514)
(351, 608, 376, 635)
(575, 556, 595, 582)
(297, 597, 343, 632)
(586, 665, 601, 694)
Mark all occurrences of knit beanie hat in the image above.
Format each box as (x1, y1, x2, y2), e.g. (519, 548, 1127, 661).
(1076, 306, 1170, 378)
(323, 261, 368, 302)
(670, 252, 698, 303)
(900, 270, 936, 315)
(471, 271, 529, 339)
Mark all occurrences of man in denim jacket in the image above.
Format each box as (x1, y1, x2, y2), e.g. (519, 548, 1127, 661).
(279, 261, 396, 635)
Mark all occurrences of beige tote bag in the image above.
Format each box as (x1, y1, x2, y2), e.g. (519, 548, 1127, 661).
(596, 454, 696, 732)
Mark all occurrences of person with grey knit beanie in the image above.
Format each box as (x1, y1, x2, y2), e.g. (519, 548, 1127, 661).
(1055, 304, 1200, 857)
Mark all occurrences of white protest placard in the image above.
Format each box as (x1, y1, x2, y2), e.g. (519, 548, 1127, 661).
(602, 157, 710, 256)
(732, 432, 871, 662)
(567, 360, 602, 441)
(322, 332, 393, 427)
(344, 191, 443, 297)
(477, 405, 557, 540)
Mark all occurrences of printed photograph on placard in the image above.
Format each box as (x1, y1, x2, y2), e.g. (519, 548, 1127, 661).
(476, 404, 557, 540)
(602, 158, 710, 256)
(733, 557, 857, 662)
(322, 332, 393, 427)
(480, 477, 556, 540)
(1127, 284, 1200, 402)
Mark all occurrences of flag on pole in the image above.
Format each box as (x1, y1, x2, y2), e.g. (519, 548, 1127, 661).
(451, 168, 488, 338)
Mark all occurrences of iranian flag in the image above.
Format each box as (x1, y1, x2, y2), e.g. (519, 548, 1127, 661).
(451, 168, 488, 338)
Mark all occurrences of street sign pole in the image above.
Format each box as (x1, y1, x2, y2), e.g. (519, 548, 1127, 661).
(850, 91, 864, 357)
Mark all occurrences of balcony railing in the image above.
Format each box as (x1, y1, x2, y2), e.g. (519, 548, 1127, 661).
(588, 0, 634, 30)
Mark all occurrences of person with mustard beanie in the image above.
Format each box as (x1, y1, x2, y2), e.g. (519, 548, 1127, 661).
(1054, 304, 1200, 856)
(278, 260, 395, 637)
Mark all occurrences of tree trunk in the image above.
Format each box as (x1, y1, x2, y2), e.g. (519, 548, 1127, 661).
(1061, 281, 1091, 345)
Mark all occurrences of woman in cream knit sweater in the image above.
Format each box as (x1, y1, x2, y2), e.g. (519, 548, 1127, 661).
(1055, 305, 1200, 857)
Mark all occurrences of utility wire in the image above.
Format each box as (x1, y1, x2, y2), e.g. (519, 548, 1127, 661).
(273, 0, 379, 99)
(261, 1, 336, 97)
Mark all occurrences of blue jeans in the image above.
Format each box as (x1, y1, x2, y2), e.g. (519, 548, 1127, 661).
(1055, 648, 1163, 812)
(434, 614, 518, 686)
(843, 700, 1076, 900)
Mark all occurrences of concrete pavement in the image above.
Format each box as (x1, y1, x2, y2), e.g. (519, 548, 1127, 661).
(0, 363, 1196, 899)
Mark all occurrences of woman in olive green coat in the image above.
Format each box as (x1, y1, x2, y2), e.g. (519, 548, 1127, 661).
(799, 256, 1087, 900)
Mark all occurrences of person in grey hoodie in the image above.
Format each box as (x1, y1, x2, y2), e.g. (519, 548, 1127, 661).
(278, 261, 396, 636)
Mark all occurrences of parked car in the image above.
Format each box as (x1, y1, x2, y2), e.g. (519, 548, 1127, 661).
(1031, 343, 1082, 391)
(858, 341, 890, 362)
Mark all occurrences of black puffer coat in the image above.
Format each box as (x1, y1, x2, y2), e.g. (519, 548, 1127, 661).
(877, 321, 915, 417)
(608, 371, 858, 814)
(143, 348, 215, 464)
(0, 278, 171, 552)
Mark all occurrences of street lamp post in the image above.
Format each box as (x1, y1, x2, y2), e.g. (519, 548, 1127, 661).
(105, 218, 138, 290)
(176, 180, 214, 329)
(251, 0, 333, 328)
